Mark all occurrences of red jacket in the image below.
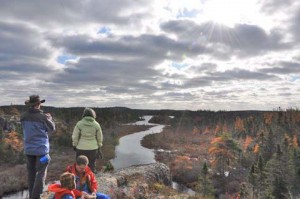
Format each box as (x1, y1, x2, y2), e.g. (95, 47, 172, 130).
(48, 184, 82, 199)
(66, 163, 98, 193)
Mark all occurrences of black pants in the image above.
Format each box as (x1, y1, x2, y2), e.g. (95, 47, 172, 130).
(76, 149, 97, 172)
(26, 155, 49, 199)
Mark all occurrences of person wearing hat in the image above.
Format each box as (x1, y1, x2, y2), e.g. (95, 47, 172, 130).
(21, 95, 56, 199)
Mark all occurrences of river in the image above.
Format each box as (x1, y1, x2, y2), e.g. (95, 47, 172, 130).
(3, 115, 195, 198)
(110, 115, 195, 196)
(110, 115, 164, 169)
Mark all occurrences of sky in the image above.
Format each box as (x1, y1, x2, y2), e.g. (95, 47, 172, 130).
(0, 0, 300, 111)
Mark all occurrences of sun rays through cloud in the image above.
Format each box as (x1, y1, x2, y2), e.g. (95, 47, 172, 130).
(202, 0, 260, 27)
(0, 0, 299, 110)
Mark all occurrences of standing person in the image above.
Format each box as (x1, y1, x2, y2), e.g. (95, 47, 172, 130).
(66, 155, 110, 199)
(72, 108, 103, 173)
(21, 95, 56, 199)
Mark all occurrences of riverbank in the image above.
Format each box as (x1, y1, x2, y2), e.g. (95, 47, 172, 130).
(0, 124, 152, 197)
(141, 125, 214, 191)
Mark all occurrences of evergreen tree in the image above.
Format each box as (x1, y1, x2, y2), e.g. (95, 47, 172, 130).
(272, 176, 288, 199)
(264, 144, 291, 198)
(208, 133, 241, 175)
(196, 162, 215, 198)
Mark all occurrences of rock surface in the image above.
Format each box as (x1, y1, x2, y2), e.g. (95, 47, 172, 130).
(95, 162, 189, 199)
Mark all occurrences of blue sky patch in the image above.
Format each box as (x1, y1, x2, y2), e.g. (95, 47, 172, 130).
(290, 75, 300, 82)
(57, 54, 77, 64)
(171, 62, 189, 69)
(98, 26, 111, 35)
(177, 8, 199, 18)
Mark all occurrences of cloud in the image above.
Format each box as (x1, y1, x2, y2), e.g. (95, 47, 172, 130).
(0, 21, 56, 82)
(259, 0, 294, 13)
(0, 0, 151, 27)
(208, 69, 279, 81)
(161, 20, 290, 58)
(0, 21, 49, 58)
(290, 7, 300, 42)
(259, 61, 300, 74)
(50, 57, 163, 97)
(0, 0, 299, 110)
(48, 32, 209, 62)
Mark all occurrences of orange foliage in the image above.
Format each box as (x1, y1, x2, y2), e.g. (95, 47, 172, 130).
(209, 135, 237, 169)
(203, 127, 210, 134)
(4, 131, 24, 152)
(214, 123, 223, 134)
(243, 136, 253, 150)
(172, 156, 193, 171)
(209, 147, 234, 159)
(234, 117, 245, 132)
(208, 146, 223, 154)
(284, 133, 291, 146)
(210, 137, 223, 145)
(192, 126, 200, 135)
(253, 144, 259, 154)
(264, 113, 273, 125)
(222, 123, 229, 133)
(286, 110, 300, 123)
(10, 106, 20, 116)
(292, 135, 298, 148)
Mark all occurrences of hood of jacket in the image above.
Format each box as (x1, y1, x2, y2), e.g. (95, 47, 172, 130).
(80, 116, 96, 126)
(48, 184, 81, 199)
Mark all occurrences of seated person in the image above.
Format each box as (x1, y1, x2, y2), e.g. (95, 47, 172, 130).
(67, 155, 110, 199)
(48, 172, 84, 199)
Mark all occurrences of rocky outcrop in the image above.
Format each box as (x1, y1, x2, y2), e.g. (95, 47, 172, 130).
(95, 162, 189, 199)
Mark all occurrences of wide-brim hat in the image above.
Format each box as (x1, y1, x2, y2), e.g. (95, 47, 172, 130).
(25, 95, 45, 106)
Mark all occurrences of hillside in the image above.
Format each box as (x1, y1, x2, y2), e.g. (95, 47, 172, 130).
(1, 105, 300, 198)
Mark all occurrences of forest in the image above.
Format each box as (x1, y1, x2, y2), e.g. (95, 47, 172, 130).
(0, 105, 300, 198)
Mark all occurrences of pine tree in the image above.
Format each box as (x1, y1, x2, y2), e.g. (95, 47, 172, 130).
(208, 133, 241, 175)
(196, 162, 215, 198)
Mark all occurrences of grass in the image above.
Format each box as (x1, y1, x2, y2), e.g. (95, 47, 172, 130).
(0, 164, 27, 196)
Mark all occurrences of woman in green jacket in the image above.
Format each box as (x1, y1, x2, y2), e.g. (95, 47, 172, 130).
(72, 108, 103, 173)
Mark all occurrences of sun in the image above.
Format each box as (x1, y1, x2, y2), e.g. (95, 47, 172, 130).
(202, 0, 258, 27)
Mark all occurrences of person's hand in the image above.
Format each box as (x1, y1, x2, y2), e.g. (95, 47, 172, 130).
(81, 191, 88, 198)
(91, 192, 96, 199)
(73, 146, 77, 151)
(97, 147, 103, 159)
(45, 113, 52, 118)
(82, 192, 96, 199)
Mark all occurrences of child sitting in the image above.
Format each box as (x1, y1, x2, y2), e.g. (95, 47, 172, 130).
(66, 155, 110, 199)
(48, 172, 85, 199)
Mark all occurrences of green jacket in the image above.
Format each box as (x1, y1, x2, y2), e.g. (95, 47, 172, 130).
(72, 116, 103, 150)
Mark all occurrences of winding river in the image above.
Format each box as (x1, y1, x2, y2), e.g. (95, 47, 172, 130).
(110, 115, 164, 169)
(110, 115, 195, 196)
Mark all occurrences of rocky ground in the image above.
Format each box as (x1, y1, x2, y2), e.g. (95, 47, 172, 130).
(97, 162, 201, 198)
(42, 163, 193, 199)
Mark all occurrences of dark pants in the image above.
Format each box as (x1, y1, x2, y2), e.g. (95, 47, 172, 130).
(76, 149, 97, 172)
(26, 155, 49, 199)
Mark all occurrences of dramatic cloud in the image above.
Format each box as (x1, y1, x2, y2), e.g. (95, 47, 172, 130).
(0, 0, 299, 110)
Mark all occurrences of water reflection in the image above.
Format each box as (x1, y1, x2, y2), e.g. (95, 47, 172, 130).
(111, 115, 195, 196)
(110, 116, 164, 169)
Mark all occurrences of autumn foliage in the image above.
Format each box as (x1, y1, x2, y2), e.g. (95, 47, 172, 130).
(3, 131, 23, 152)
